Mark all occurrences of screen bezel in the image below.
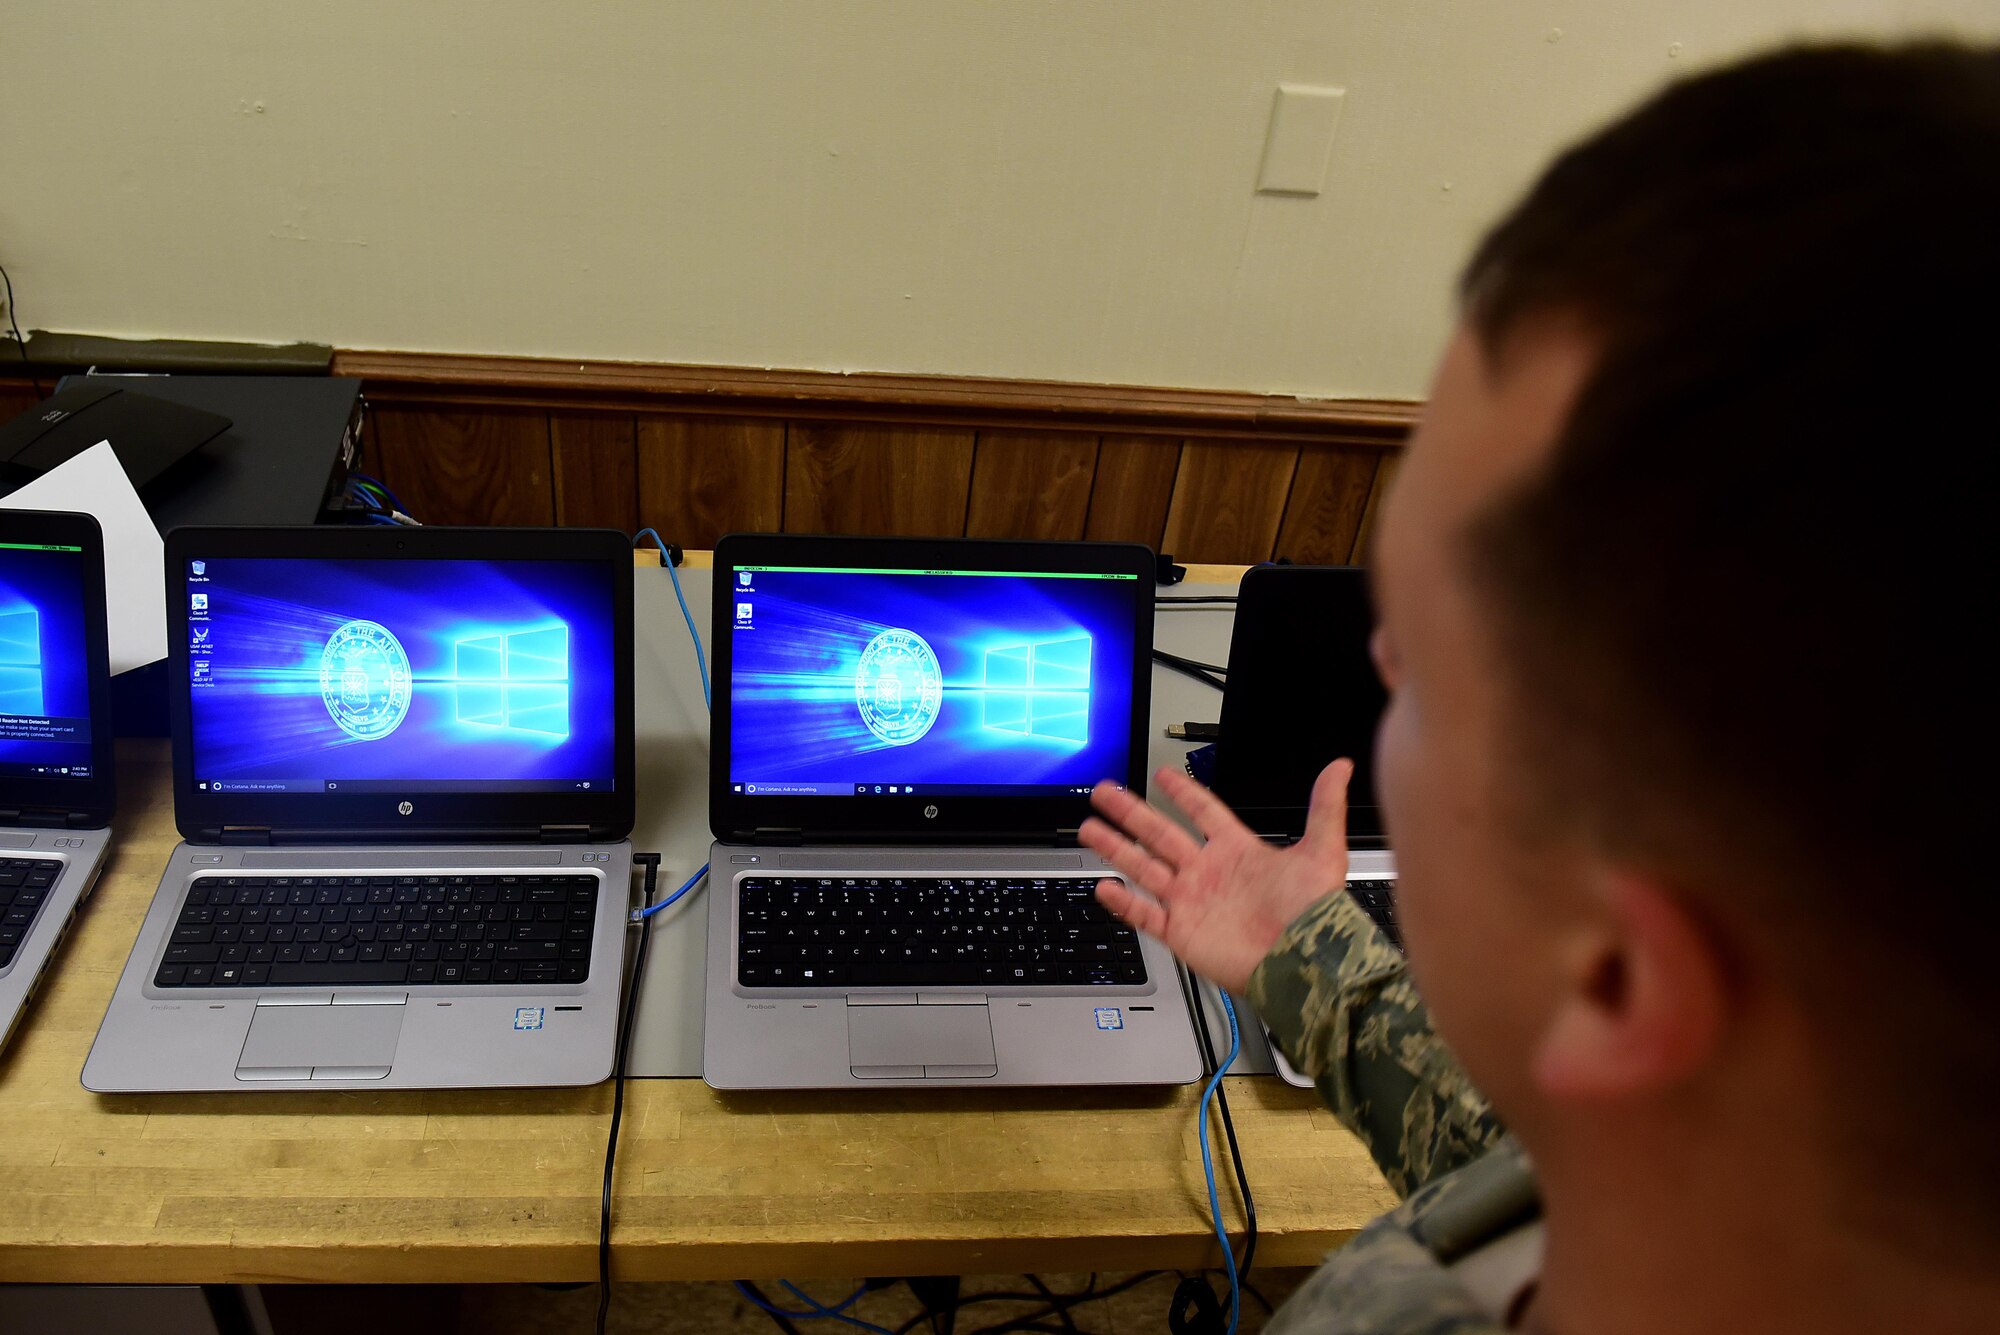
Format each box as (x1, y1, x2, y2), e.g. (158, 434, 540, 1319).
(0, 508, 116, 822)
(166, 525, 635, 842)
(1213, 564, 1388, 844)
(709, 532, 1156, 842)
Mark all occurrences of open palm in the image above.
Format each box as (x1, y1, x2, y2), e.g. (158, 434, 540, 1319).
(1078, 760, 1354, 994)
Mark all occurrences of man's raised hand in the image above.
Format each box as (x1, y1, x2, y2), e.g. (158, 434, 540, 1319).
(1077, 759, 1355, 994)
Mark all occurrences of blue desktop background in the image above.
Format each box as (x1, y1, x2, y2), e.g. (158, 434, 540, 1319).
(728, 569, 1138, 789)
(187, 558, 617, 788)
(0, 547, 94, 771)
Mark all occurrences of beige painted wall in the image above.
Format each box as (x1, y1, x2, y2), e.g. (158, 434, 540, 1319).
(2, 3, 1993, 399)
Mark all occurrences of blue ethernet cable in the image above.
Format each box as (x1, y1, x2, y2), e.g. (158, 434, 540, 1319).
(633, 527, 710, 710)
(731, 1280, 892, 1335)
(1201, 991, 1244, 1335)
(635, 864, 707, 920)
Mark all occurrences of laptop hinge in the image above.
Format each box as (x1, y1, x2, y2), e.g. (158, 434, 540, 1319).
(3, 808, 69, 828)
(539, 824, 592, 844)
(1054, 828, 1081, 848)
(220, 826, 274, 846)
(751, 827, 805, 847)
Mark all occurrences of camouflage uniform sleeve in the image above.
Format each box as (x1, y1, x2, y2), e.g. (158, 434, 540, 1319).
(1248, 892, 1507, 1197)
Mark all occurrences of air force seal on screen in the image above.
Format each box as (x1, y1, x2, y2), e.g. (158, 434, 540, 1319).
(320, 619, 413, 741)
(855, 628, 943, 745)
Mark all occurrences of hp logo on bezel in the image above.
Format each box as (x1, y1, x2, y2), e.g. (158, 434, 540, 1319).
(923, 804, 939, 819)
(397, 801, 414, 816)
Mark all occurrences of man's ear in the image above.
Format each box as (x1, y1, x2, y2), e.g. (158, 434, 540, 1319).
(1532, 871, 1731, 1101)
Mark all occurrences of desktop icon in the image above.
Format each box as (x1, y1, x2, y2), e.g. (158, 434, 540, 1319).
(190, 592, 209, 611)
(738, 571, 752, 586)
(736, 602, 753, 622)
(190, 561, 206, 577)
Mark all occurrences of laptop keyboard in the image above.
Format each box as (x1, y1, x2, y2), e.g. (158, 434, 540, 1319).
(1349, 878, 1401, 950)
(0, 857, 63, 971)
(151, 873, 600, 989)
(737, 875, 1149, 988)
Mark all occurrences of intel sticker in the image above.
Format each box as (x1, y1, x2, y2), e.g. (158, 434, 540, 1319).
(1094, 1007, 1123, 1031)
(513, 1007, 545, 1031)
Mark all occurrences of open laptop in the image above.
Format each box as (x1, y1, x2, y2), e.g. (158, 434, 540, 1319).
(1211, 564, 1395, 1086)
(702, 533, 1203, 1088)
(83, 526, 636, 1091)
(0, 510, 116, 1055)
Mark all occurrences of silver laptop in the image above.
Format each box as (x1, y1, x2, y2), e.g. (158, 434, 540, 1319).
(702, 533, 1202, 1089)
(83, 525, 637, 1091)
(1, 510, 115, 1055)
(1210, 564, 1397, 1088)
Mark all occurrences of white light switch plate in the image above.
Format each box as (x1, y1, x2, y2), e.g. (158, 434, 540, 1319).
(1257, 83, 1347, 196)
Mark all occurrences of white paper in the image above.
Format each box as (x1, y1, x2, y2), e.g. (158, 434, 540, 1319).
(0, 440, 167, 674)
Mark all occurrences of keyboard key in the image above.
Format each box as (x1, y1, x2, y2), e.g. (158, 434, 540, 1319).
(268, 962, 410, 986)
(1346, 879, 1402, 950)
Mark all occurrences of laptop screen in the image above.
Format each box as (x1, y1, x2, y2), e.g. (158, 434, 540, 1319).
(726, 563, 1143, 799)
(1213, 565, 1387, 842)
(0, 538, 98, 783)
(182, 556, 620, 796)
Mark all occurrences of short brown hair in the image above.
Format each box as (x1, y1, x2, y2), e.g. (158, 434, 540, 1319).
(1459, 43, 1999, 1256)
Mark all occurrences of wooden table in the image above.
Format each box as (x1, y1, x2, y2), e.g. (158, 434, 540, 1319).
(0, 560, 1395, 1285)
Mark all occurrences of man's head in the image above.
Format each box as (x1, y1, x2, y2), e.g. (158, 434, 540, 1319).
(1371, 42, 1998, 1262)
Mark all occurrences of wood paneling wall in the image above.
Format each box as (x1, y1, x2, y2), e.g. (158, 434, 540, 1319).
(361, 354, 1420, 563)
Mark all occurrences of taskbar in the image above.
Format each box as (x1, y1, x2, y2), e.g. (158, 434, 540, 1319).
(731, 782, 1100, 798)
(197, 778, 612, 795)
(0, 761, 93, 781)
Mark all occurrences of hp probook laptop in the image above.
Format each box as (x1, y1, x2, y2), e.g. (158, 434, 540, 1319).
(0, 510, 115, 1054)
(84, 526, 636, 1091)
(703, 534, 1202, 1088)
(1212, 563, 1396, 1087)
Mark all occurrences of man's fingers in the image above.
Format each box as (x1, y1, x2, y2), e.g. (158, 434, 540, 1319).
(1153, 765, 1255, 843)
(1298, 758, 1355, 856)
(1078, 816, 1181, 901)
(1088, 780, 1203, 869)
(1095, 876, 1169, 939)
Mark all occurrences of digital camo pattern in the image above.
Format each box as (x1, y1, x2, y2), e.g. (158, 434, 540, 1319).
(1263, 1141, 1539, 1335)
(1250, 892, 1509, 1196)
(1251, 894, 1541, 1333)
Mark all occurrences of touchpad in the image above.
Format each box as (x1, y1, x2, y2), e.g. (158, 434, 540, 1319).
(238, 1004, 404, 1076)
(849, 1004, 996, 1076)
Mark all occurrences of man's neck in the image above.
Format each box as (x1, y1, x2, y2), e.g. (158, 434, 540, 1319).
(1525, 1148, 2000, 1335)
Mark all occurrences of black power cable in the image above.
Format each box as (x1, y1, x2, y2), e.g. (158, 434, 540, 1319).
(0, 262, 46, 400)
(939, 1272, 1171, 1335)
(1155, 596, 1238, 606)
(1025, 1276, 1078, 1335)
(597, 852, 662, 1335)
(1152, 649, 1226, 692)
